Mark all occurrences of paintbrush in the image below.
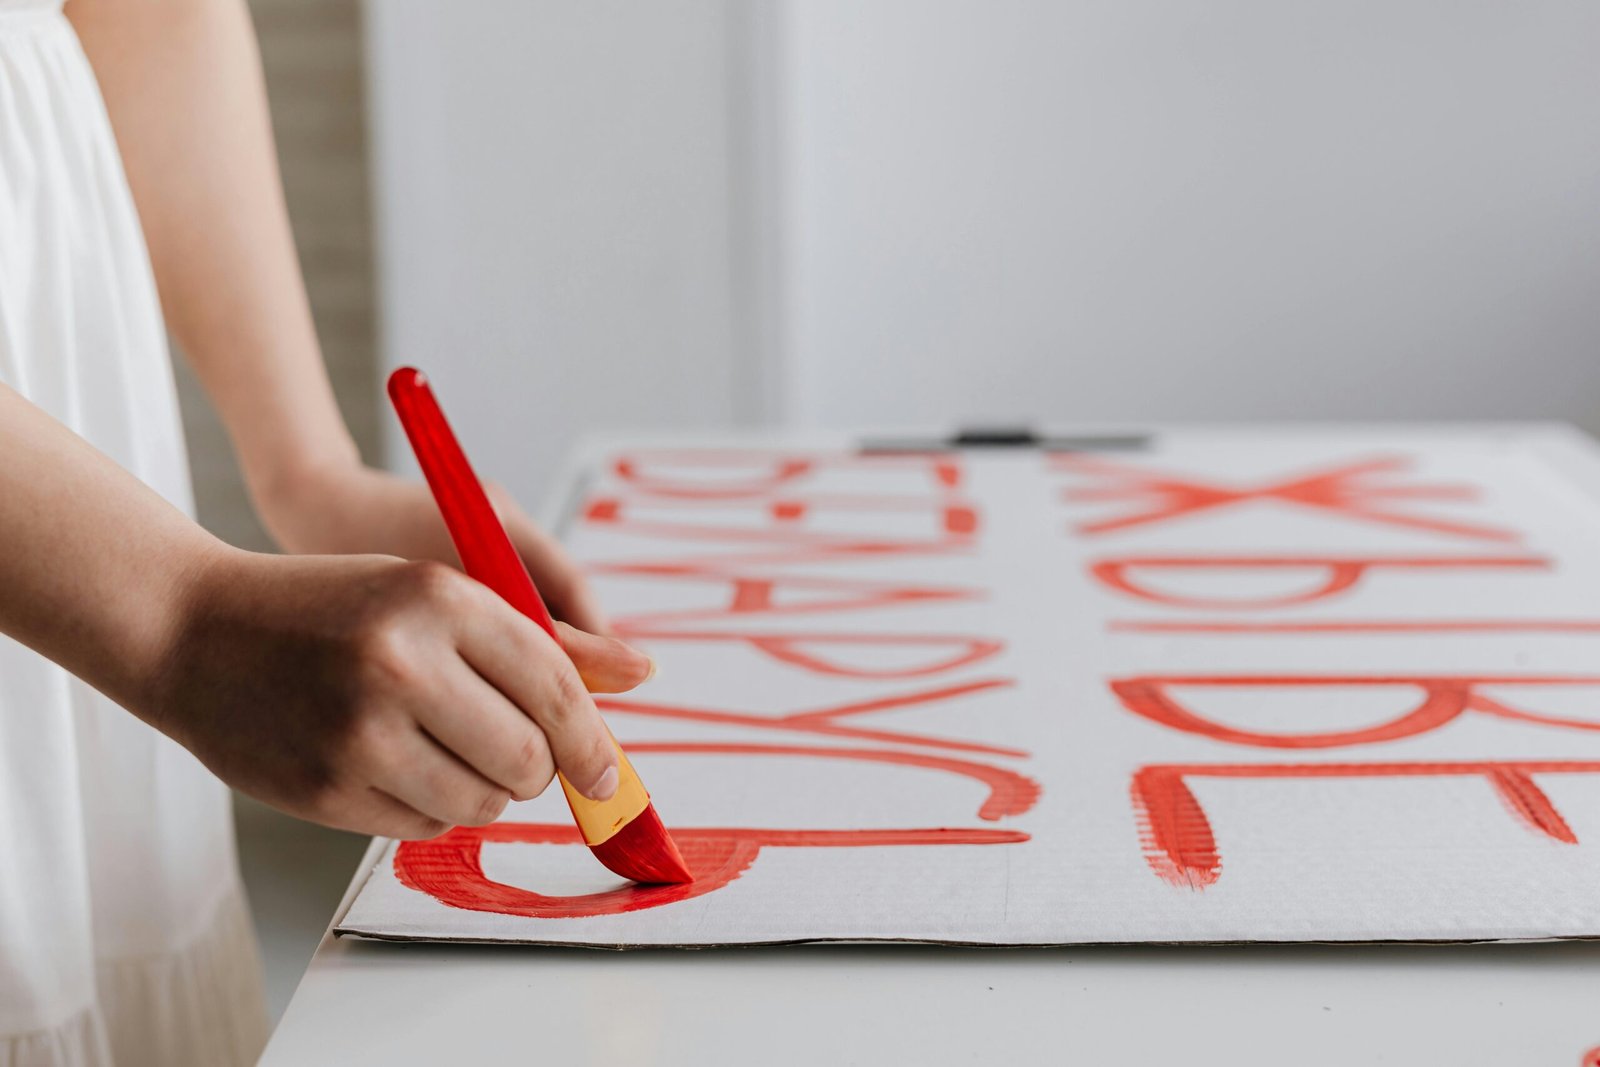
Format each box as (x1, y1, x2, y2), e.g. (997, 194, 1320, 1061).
(387, 367, 693, 884)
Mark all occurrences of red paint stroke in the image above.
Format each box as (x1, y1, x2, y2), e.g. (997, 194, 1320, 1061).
(395, 824, 1028, 919)
(615, 454, 814, 498)
(1112, 619, 1600, 634)
(622, 742, 1040, 820)
(610, 450, 963, 499)
(1055, 455, 1520, 542)
(578, 537, 983, 576)
(595, 564, 985, 629)
(1089, 555, 1546, 610)
(599, 678, 1028, 758)
(1111, 674, 1600, 749)
(585, 499, 620, 522)
(612, 628, 1002, 679)
(583, 496, 977, 548)
(589, 494, 976, 535)
(1130, 760, 1600, 889)
(1582, 1044, 1600, 1067)
(602, 492, 970, 515)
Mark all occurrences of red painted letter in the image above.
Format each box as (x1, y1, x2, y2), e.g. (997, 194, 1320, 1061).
(1130, 760, 1600, 889)
(1111, 675, 1600, 749)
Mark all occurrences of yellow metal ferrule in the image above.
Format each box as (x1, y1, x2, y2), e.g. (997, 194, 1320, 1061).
(559, 737, 651, 846)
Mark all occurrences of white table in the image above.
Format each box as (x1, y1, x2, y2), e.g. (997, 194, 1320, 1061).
(260, 843, 1600, 1066)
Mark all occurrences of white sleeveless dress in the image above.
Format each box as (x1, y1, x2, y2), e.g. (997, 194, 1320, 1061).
(0, 3, 269, 1064)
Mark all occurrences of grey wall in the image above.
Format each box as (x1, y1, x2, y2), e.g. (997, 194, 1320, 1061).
(782, 1, 1600, 429)
(365, 0, 752, 507)
(367, 0, 1600, 491)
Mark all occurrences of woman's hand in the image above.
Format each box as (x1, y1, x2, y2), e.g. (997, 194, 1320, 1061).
(256, 463, 610, 634)
(150, 546, 652, 839)
(0, 385, 648, 841)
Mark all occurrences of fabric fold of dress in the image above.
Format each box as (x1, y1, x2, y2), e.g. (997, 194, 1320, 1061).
(0, 2, 269, 1064)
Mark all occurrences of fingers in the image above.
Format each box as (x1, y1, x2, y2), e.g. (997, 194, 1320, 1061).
(503, 508, 611, 634)
(368, 724, 513, 829)
(409, 658, 557, 800)
(555, 620, 654, 693)
(453, 593, 621, 801)
(328, 787, 453, 841)
(363, 789, 452, 841)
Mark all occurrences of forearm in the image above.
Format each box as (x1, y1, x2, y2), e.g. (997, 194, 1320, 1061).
(67, 0, 360, 532)
(0, 385, 639, 835)
(0, 384, 226, 716)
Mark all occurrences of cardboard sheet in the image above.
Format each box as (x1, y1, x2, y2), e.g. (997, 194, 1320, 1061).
(336, 425, 1600, 946)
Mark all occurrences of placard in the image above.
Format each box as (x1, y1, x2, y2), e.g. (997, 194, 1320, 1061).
(338, 426, 1600, 946)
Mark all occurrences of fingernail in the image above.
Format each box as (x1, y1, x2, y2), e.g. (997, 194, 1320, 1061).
(644, 656, 659, 682)
(586, 765, 619, 801)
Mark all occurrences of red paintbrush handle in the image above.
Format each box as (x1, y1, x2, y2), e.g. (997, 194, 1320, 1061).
(386, 367, 558, 638)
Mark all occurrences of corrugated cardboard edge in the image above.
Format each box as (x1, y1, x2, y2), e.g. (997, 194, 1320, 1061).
(329, 926, 1600, 950)
(328, 837, 394, 932)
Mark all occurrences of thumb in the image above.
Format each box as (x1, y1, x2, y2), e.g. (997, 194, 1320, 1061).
(555, 621, 655, 693)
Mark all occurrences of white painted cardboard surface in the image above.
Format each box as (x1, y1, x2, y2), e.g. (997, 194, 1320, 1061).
(337, 425, 1600, 947)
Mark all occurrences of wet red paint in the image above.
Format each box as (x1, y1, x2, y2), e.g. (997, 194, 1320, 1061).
(599, 678, 1027, 758)
(946, 506, 978, 534)
(1111, 674, 1600, 749)
(600, 492, 968, 516)
(1089, 555, 1546, 610)
(582, 500, 978, 559)
(1055, 455, 1520, 542)
(594, 552, 1005, 687)
(581, 454, 975, 567)
(592, 540, 984, 579)
(589, 802, 693, 884)
(620, 742, 1040, 821)
(612, 628, 1003, 679)
(610, 450, 962, 499)
(395, 824, 1029, 919)
(504, 449, 1033, 919)
(396, 741, 1039, 917)
(596, 563, 984, 629)
(613, 454, 816, 498)
(591, 492, 975, 527)
(1581, 1044, 1600, 1067)
(1131, 760, 1600, 889)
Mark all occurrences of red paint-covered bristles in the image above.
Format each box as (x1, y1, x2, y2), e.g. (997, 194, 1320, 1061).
(590, 803, 694, 884)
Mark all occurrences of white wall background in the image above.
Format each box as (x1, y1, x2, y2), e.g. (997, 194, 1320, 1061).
(365, 1, 752, 503)
(783, 1, 1600, 428)
(366, 1, 1600, 501)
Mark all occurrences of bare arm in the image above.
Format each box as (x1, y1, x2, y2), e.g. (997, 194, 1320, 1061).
(67, 0, 356, 511)
(0, 382, 640, 836)
(0, 384, 219, 712)
(66, 0, 606, 630)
